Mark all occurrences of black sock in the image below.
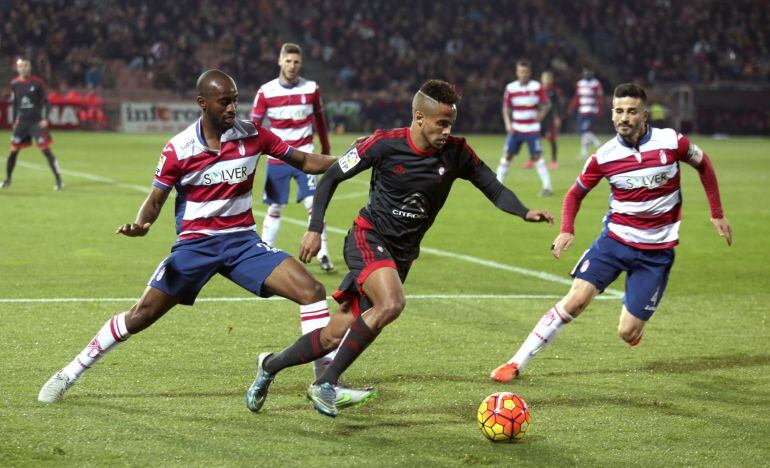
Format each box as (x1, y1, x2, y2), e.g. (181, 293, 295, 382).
(316, 315, 379, 386)
(42, 149, 61, 183)
(5, 150, 18, 180)
(264, 329, 332, 374)
(551, 140, 558, 162)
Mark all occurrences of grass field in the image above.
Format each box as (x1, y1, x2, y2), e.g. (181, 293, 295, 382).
(1, 130, 768, 466)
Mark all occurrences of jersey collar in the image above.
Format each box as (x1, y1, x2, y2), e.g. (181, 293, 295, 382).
(407, 128, 437, 156)
(616, 125, 652, 149)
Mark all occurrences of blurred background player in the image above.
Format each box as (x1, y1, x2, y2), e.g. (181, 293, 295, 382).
(252, 43, 334, 271)
(491, 83, 733, 383)
(568, 68, 603, 160)
(540, 70, 563, 170)
(496, 60, 553, 196)
(2, 58, 63, 190)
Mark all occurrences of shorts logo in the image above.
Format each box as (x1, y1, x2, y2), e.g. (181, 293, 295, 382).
(339, 147, 361, 173)
(155, 155, 167, 176)
(377, 245, 384, 253)
(580, 259, 590, 273)
(438, 166, 446, 176)
(155, 266, 166, 282)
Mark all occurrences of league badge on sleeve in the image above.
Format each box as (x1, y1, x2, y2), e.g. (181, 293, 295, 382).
(339, 147, 361, 173)
(155, 154, 167, 176)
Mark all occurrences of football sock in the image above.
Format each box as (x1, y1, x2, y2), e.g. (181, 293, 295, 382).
(496, 156, 510, 183)
(580, 133, 589, 158)
(550, 140, 558, 162)
(261, 203, 283, 246)
(534, 157, 552, 191)
(5, 150, 18, 181)
(304, 196, 329, 258)
(509, 304, 573, 371)
(316, 315, 379, 386)
(263, 328, 334, 374)
(587, 132, 601, 148)
(298, 300, 338, 378)
(61, 312, 131, 380)
(42, 149, 62, 184)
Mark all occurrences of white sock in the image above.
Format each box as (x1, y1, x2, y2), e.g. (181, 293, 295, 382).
(534, 157, 552, 191)
(299, 300, 337, 379)
(496, 156, 510, 183)
(303, 197, 329, 258)
(580, 133, 589, 158)
(261, 204, 284, 246)
(62, 312, 131, 379)
(587, 132, 601, 148)
(509, 304, 573, 370)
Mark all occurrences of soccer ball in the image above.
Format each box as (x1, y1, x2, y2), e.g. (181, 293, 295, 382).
(477, 392, 531, 442)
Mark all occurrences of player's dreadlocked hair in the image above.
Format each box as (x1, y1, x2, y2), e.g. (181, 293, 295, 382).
(614, 83, 647, 105)
(419, 79, 461, 106)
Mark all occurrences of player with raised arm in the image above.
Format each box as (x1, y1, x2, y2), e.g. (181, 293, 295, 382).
(568, 68, 603, 160)
(252, 43, 334, 272)
(490, 83, 733, 382)
(495, 60, 553, 196)
(245, 80, 554, 418)
(2, 58, 62, 190)
(37, 70, 374, 409)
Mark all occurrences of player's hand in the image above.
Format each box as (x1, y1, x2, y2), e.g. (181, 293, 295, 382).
(524, 210, 554, 225)
(505, 123, 514, 134)
(554, 117, 562, 130)
(711, 217, 733, 246)
(39, 119, 49, 129)
(116, 222, 151, 237)
(299, 231, 322, 263)
(551, 232, 574, 259)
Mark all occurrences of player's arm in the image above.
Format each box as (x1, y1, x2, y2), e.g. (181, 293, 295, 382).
(10, 86, 18, 124)
(537, 89, 552, 121)
(679, 136, 732, 246)
(250, 89, 266, 126)
(300, 140, 373, 263)
(567, 92, 578, 115)
(39, 79, 50, 127)
(502, 91, 513, 134)
(462, 146, 553, 224)
(312, 88, 331, 155)
(284, 148, 337, 174)
(116, 187, 170, 237)
(553, 156, 603, 259)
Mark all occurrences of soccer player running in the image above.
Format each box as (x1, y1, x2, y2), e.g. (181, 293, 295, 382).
(2, 58, 63, 190)
(540, 71, 563, 170)
(495, 59, 553, 196)
(252, 43, 334, 272)
(568, 68, 603, 160)
(490, 83, 733, 382)
(38, 70, 374, 408)
(246, 80, 554, 418)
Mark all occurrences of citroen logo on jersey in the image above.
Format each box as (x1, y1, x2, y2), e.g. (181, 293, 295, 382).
(392, 192, 431, 220)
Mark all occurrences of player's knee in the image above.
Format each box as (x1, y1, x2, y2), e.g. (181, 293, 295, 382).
(297, 279, 326, 305)
(377, 296, 406, 325)
(561, 295, 589, 317)
(617, 323, 643, 344)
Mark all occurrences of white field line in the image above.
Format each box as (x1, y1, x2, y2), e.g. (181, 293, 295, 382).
(2, 157, 624, 298)
(0, 294, 618, 304)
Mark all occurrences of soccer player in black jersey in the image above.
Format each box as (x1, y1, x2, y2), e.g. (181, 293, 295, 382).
(2, 58, 63, 190)
(246, 80, 553, 417)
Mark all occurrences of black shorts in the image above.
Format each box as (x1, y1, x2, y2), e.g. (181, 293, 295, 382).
(331, 219, 412, 316)
(11, 121, 52, 150)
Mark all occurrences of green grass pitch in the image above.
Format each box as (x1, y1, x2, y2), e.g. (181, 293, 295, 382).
(1, 130, 768, 466)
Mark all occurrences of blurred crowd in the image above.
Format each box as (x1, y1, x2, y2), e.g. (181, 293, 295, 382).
(1, 0, 767, 133)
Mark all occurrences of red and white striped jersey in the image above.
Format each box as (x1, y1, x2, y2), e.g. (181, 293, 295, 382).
(251, 77, 323, 164)
(503, 80, 548, 134)
(153, 118, 292, 241)
(577, 127, 697, 249)
(574, 78, 603, 115)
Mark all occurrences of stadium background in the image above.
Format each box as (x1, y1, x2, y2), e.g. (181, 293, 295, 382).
(2, 0, 769, 135)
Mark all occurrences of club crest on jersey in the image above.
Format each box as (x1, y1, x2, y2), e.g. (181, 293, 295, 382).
(301, 94, 307, 104)
(339, 147, 360, 173)
(438, 166, 446, 176)
(238, 141, 245, 156)
(155, 155, 167, 176)
(659, 150, 667, 164)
